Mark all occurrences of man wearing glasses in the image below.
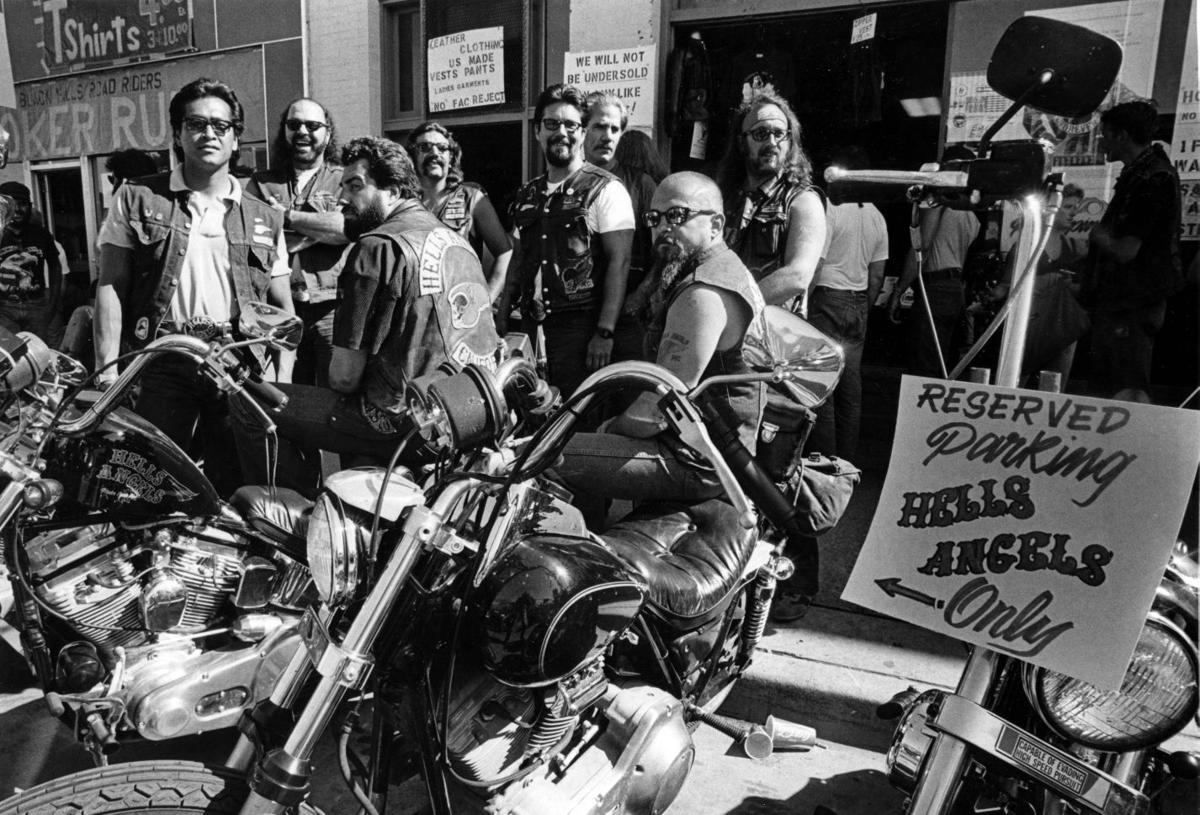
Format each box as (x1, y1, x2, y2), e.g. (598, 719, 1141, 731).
(553, 171, 764, 519)
(248, 97, 348, 386)
(95, 77, 294, 495)
(404, 121, 511, 301)
(717, 91, 826, 312)
(504, 83, 635, 400)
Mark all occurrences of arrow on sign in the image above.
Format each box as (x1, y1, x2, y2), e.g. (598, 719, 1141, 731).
(876, 578, 943, 609)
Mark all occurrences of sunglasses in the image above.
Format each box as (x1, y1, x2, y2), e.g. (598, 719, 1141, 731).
(643, 207, 718, 228)
(744, 126, 790, 143)
(540, 118, 582, 134)
(414, 141, 451, 155)
(285, 118, 328, 133)
(182, 115, 237, 137)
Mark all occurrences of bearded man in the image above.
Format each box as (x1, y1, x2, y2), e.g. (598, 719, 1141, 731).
(553, 171, 764, 517)
(248, 97, 348, 385)
(235, 137, 500, 494)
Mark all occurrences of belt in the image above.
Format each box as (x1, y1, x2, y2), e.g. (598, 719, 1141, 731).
(924, 267, 963, 281)
(158, 317, 233, 341)
(1, 291, 47, 302)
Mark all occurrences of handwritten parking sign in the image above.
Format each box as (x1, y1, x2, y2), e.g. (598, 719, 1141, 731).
(842, 376, 1200, 689)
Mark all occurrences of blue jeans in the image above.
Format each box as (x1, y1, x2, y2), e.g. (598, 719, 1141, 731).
(232, 383, 431, 496)
(806, 287, 867, 461)
(291, 300, 337, 387)
(1088, 301, 1166, 398)
(0, 295, 62, 349)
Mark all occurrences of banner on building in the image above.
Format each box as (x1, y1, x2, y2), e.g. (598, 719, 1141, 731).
(563, 45, 657, 131)
(842, 376, 1200, 690)
(2, 48, 265, 162)
(40, 0, 193, 74)
(1170, 0, 1200, 240)
(427, 27, 506, 113)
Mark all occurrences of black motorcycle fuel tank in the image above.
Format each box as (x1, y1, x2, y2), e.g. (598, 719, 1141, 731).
(45, 406, 222, 520)
(470, 534, 645, 687)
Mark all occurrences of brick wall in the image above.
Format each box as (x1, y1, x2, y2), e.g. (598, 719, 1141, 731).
(307, 0, 381, 140)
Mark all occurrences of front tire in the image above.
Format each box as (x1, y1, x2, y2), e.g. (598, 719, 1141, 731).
(0, 761, 303, 815)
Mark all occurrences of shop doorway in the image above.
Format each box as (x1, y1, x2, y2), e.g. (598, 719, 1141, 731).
(449, 122, 525, 229)
(32, 163, 93, 316)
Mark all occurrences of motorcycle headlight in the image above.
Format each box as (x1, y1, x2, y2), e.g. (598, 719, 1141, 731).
(305, 492, 362, 607)
(1024, 614, 1198, 751)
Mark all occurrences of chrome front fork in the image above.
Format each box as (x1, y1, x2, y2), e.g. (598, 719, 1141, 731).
(231, 481, 475, 815)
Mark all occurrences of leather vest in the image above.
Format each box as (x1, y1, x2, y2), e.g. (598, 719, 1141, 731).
(432, 182, 487, 258)
(647, 244, 766, 454)
(512, 164, 615, 320)
(119, 172, 282, 353)
(358, 201, 501, 415)
(725, 173, 815, 282)
(249, 163, 345, 304)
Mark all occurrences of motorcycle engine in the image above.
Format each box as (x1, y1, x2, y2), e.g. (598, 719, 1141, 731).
(26, 521, 256, 649)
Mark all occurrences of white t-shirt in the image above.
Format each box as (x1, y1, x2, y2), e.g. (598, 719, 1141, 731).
(99, 168, 289, 323)
(544, 174, 636, 234)
(816, 202, 889, 291)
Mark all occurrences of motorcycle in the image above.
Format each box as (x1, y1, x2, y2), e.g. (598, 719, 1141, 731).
(0, 305, 316, 762)
(824, 15, 1199, 814)
(0, 305, 846, 814)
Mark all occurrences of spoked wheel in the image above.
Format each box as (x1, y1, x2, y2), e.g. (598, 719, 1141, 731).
(0, 761, 320, 815)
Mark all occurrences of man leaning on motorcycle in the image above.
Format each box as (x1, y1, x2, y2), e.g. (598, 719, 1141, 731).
(552, 171, 767, 525)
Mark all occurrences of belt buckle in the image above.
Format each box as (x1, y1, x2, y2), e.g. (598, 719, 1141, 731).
(183, 315, 220, 341)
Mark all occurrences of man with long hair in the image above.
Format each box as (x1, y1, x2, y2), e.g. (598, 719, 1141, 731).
(235, 137, 500, 494)
(94, 77, 294, 494)
(716, 91, 826, 310)
(404, 121, 511, 301)
(248, 97, 348, 386)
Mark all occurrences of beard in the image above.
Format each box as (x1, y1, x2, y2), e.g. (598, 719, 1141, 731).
(545, 137, 574, 168)
(353, 197, 391, 232)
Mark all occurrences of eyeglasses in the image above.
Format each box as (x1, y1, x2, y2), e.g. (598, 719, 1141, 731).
(285, 119, 328, 133)
(182, 115, 237, 137)
(540, 118, 582, 134)
(643, 207, 718, 228)
(744, 126, 790, 144)
(414, 141, 451, 155)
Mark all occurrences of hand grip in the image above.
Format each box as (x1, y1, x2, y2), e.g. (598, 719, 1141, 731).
(824, 167, 970, 205)
(245, 377, 288, 411)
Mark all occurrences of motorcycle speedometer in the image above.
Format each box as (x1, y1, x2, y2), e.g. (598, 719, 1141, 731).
(1023, 613, 1198, 751)
(306, 492, 360, 607)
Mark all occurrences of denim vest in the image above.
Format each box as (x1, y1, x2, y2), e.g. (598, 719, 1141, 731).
(725, 173, 816, 282)
(647, 244, 766, 454)
(512, 164, 615, 320)
(249, 163, 344, 304)
(119, 172, 283, 353)
(358, 201, 501, 415)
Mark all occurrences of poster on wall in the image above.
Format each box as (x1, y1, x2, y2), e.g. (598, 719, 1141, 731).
(1, 48, 266, 162)
(563, 45, 657, 132)
(841, 376, 1200, 690)
(427, 27, 506, 113)
(1170, 0, 1200, 240)
(40, 0, 194, 74)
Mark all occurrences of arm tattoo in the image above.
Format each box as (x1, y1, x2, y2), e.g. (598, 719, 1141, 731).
(661, 331, 691, 365)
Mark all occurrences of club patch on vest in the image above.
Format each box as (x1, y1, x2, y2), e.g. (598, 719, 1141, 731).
(447, 281, 489, 330)
(134, 317, 150, 340)
(418, 229, 453, 296)
(251, 217, 276, 247)
(442, 196, 466, 224)
(450, 341, 497, 372)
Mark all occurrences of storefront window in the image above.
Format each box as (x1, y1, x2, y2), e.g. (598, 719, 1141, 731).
(384, 1, 421, 120)
(424, 0, 525, 114)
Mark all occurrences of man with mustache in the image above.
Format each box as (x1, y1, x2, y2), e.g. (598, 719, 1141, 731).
(717, 91, 826, 311)
(504, 84, 635, 400)
(405, 121, 511, 302)
(234, 136, 500, 494)
(553, 172, 764, 519)
(248, 97, 348, 386)
(94, 77, 293, 495)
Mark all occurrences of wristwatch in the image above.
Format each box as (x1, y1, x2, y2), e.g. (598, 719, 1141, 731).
(595, 327, 614, 340)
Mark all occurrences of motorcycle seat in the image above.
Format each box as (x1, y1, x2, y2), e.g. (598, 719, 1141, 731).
(602, 498, 756, 627)
(230, 486, 312, 553)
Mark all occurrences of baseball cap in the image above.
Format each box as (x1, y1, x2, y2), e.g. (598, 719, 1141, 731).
(0, 182, 31, 202)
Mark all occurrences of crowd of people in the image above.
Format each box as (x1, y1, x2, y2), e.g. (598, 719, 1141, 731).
(0, 75, 1186, 620)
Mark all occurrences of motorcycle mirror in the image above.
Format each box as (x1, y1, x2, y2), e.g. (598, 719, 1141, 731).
(743, 306, 844, 409)
(238, 302, 303, 351)
(988, 16, 1122, 118)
